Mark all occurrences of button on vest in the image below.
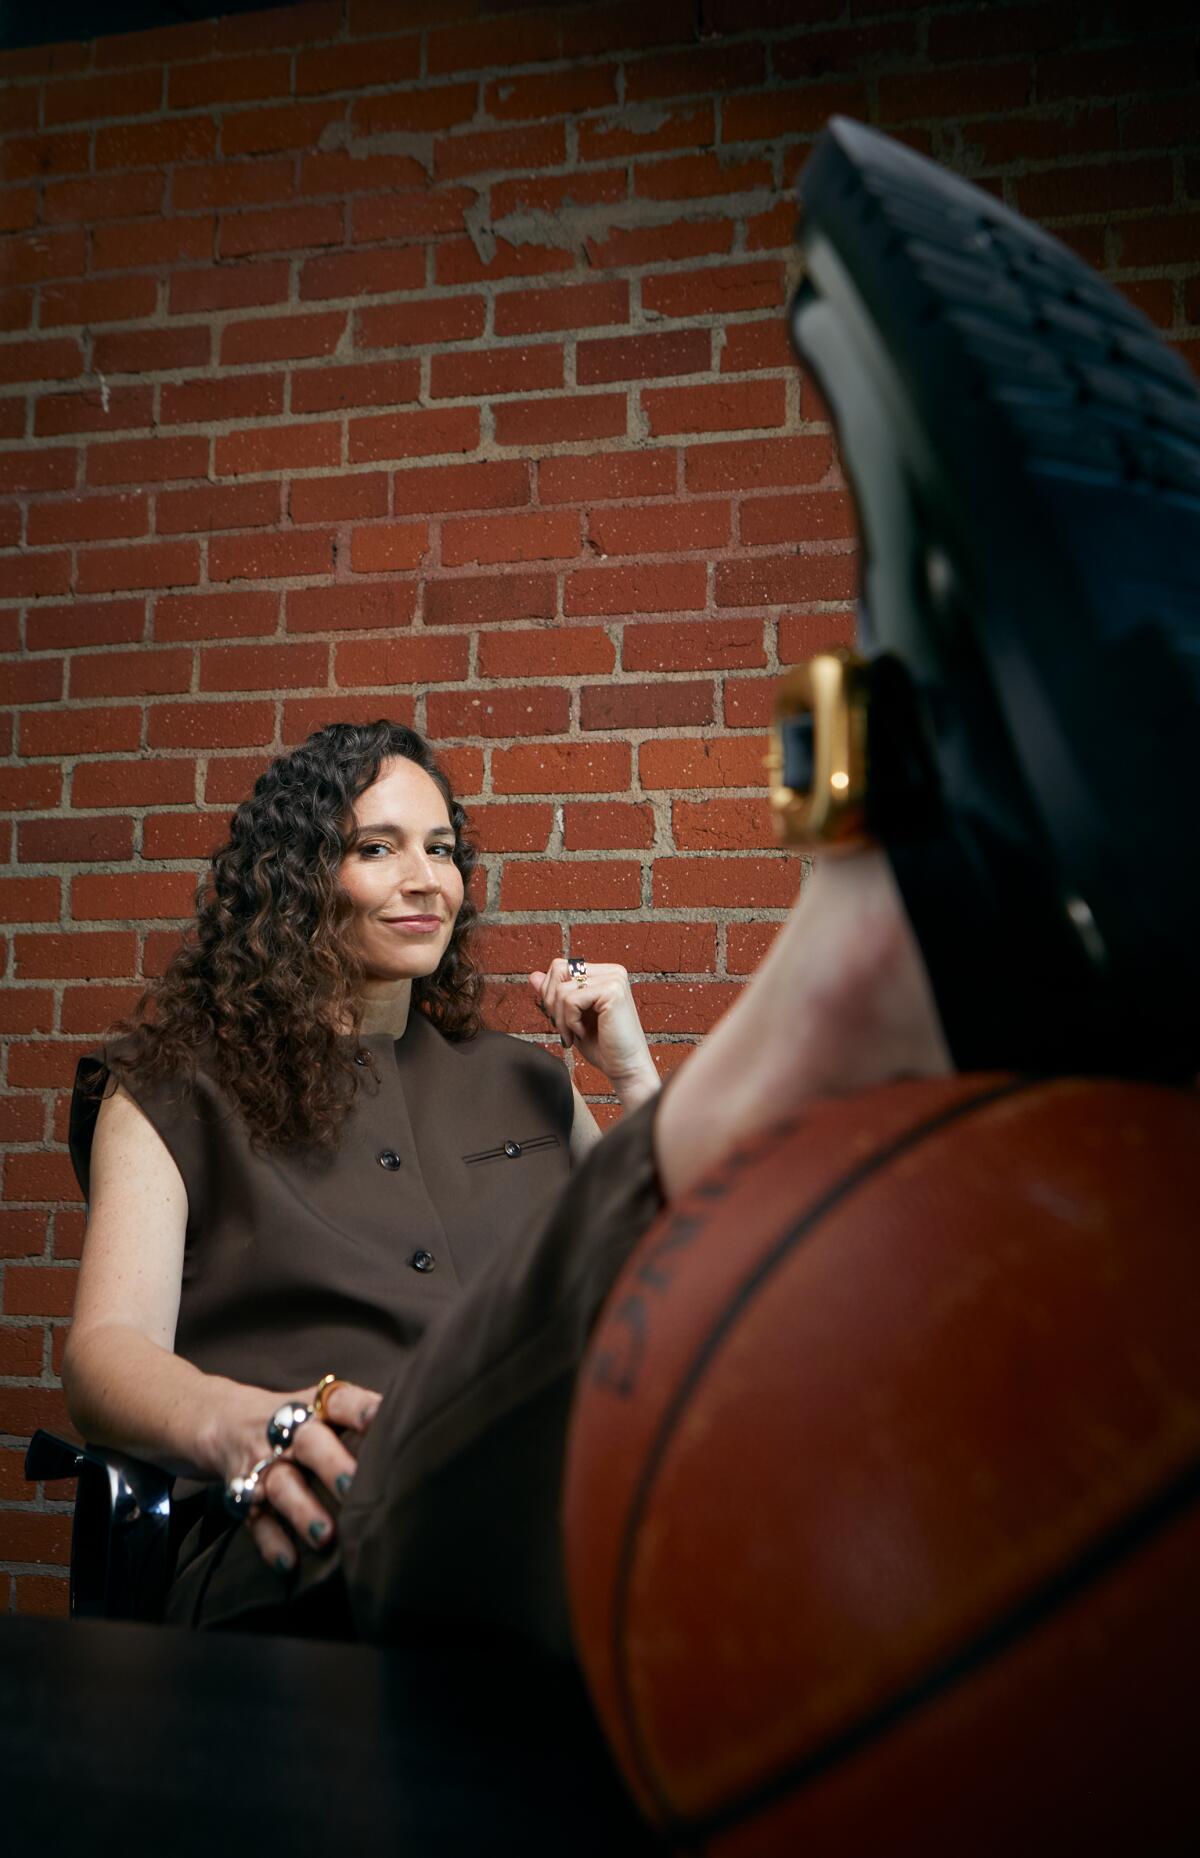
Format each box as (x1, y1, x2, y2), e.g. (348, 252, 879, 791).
(377, 1149, 402, 1170)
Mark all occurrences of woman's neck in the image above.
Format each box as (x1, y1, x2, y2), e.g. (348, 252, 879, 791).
(356, 978, 413, 1040)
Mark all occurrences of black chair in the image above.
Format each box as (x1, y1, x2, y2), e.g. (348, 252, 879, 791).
(23, 1428, 174, 1621)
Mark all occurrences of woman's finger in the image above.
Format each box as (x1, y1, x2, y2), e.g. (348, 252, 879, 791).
(248, 1506, 299, 1574)
(289, 1412, 360, 1503)
(289, 1378, 383, 1435)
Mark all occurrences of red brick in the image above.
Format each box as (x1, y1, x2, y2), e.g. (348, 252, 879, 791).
(140, 815, 226, 860)
(88, 14, 216, 61)
(588, 500, 730, 555)
(723, 82, 871, 146)
(94, 116, 216, 169)
(0, 336, 82, 384)
(155, 590, 279, 642)
(214, 423, 341, 477)
(35, 384, 153, 438)
(3, 655, 62, 703)
(483, 63, 617, 122)
(350, 81, 479, 139)
(0, 1386, 71, 1437)
(878, 62, 1032, 123)
(220, 202, 344, 260)
(286, 584, 416, 633)
(348, 523, 429, 573)
(70, 757, 194, 807)
(493, 394, 626, 448)
(745, 198, 799, 253)
(0, 552, 71, 599)
(0, 288, 33, 332)
(291, 359, 420, 415)
(349, 407, 479, 463)
(442, 510, 579, 567)
(561, 802, 653, 851)
(159, 373, 285, 427)
(490, 167, 625, 221)
(1119, 279, 1174, 329)
(299, 150, 428, 197)
(673, 795, 775, 849)
(778, 611, 855, 663)
(967, 105, 1121, 167)
(199, 642, 327, 693)
(169, 50, 291, 110)
(10, 927, 136, 977)
(724, 676, 779, 729)
(627, 42, 764, 103)
(427, 685, 570, 739)
(294, 31, 419, 95)
(300, 246, 426, 301)
(427, 14, 561, 77)
(221, 0, 342, 54)
(686, 433, 832, 493)
(478, 626, 613, 679)
(336, 633, 469, 688)
(1018, 159, 1173, 221)
(220, 310, 345, 365)
(26, 491, 148, 547)
(289, 472, 389, 524)
(740, 490, 856, 546)
(157, 479, 282, 538)
(87, 435, 208, 487)
(68, 647, 190, 699)
(493, 741, 630, 795)
(577, 329, 710, 387)
(147, 701, 274, 749)
(726, 920, 782, 973)
(28, 598, 143, 651)
(355, 295, 485, 349)
(0, 447, 75, 494)
(434, 237, 575, 288)
(0, 130, 89, 184)
(282, 691, 416, 739)
(582, 680, 713, 730)
(92, 216, 215, 273)
(169, 259, 290, 315)
(91, 325, 211, 377)
(639, 735, 767, 789)
(220, 100, 344, 159)
(565, 562, 706, 617)
(501, 859, 641, 912)
(423, 571, 554, 629)
(18, 706, 142, 758)
(0, 766, 62, 811)
(588, 216, 734, 270)
(0, 184, 38, 233)
(646, 377, 787, 437)
(720, 319, 795, 376)
(466, 810, 553, 858)
(0, 879, 57, 926)
(0, 228, 86, 286)
(493, 279, 628, 337)
(430, 343, 564, 400)
(172, 158, 294, 212)
(70, 870, 198, 922)
(44, 66, 162, 126)
(578, 102, 714, 162)
(209, 529, 335, 581)
(18, 821, 132, 862)
(634, 151, 773, 203)
(538, 451, 676, 504)
(715, 553, 858, 608)
(393, 459, 530, 517)
(475, 920, 559, 968)
(0, 1325, 42, 1374)
(654, 855, 799, 909)
(76, 540, 200, 595)
(39, 275, 157, 328)
(642, 259, 786, 320)
(352, 188, 475, 244)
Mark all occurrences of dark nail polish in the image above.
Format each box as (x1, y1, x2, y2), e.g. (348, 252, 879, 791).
(276, 1553, 293, 1574)
(308, 1519, 328, 1544)
(336, 1473, 353, 1498)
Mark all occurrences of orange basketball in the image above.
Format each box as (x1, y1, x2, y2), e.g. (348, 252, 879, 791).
(563, 1075, 1200, 1857)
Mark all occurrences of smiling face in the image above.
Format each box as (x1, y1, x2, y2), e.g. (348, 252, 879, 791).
(338, 755, 465, 984)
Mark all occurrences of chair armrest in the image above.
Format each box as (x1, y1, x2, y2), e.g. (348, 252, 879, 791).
(24, 1429, 175, 1623)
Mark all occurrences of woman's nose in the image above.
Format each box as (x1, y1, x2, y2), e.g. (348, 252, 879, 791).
(399, 848, 439, 891)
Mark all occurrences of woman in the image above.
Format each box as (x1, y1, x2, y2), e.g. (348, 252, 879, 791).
(64, 718, 948, 1641)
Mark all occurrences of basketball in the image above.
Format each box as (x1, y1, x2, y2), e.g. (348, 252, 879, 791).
(563, 1075, 1200, 1856)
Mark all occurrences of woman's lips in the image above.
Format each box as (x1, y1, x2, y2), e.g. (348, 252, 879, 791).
(379, 915, 442, 933)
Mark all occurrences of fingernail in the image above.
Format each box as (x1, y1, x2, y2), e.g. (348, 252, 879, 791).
(275, 1552, 294, 1574)
(308, 1520, 329, 1545)
(336, 1473, 353, 1498)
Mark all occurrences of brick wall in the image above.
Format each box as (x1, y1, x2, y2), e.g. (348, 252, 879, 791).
(2, 0, 1197, 1614)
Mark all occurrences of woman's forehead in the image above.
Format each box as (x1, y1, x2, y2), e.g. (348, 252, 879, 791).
(352, 756, 451, 827)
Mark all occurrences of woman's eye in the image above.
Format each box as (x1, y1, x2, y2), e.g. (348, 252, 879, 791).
(358, 842, 390, 858)
(429, 843, 455, 858)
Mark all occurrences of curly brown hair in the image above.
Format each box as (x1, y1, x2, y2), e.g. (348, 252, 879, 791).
(87, 720, 484, 1157)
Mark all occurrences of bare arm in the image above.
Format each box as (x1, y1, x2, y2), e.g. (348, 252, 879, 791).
(62, 1081, 378, 1569)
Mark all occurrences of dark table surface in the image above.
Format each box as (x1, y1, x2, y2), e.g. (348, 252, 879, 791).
(1, 1614, 666, 1857)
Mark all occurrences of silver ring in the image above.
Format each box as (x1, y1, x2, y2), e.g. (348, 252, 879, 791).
(567, 957, 587, 986)
(266, 1400, 313, 1451)
(223, 1453, 278, 1521)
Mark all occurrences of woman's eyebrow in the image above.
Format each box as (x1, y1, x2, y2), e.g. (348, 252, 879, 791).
(353, 820, 455, 838)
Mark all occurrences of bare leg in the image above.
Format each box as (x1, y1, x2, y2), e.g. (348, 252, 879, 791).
(654, 848, 952, 1202)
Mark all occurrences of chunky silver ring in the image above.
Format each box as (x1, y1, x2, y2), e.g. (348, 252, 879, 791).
(266, 1400, 313, 1452)
(223, 1453, 278, 1521)
(567, 957, 587, 986)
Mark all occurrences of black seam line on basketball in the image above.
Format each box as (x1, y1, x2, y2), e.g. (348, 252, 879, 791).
(608, 1073, 1033, 1828)
(683, 1448, 1200, 1850)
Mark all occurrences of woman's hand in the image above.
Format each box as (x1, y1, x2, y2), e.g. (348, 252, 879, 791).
(214, 1378, 383, 1573)
(529, 960, 659, 1111)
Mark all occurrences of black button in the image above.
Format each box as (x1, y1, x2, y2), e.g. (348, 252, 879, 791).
(503, 1140, 522, 1158)
(410, 1249, 436, 1272)
(377, 1149, 402, 1170)
(354, 1050, 370, 1066)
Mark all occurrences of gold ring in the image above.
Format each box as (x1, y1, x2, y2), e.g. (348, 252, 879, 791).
(312, 1373, 343, 1422)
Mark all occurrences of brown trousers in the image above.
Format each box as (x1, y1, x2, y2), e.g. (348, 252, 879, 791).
(168, 1093, 665, 1653)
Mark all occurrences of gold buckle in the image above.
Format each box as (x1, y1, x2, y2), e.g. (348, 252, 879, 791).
(767, 650, 873, 849)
